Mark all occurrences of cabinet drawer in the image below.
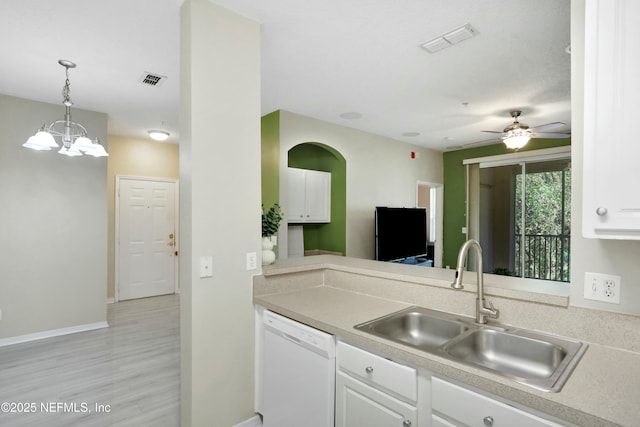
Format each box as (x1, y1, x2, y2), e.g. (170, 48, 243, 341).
(337, 342, 417, 402)
(432, 377, 563, 427)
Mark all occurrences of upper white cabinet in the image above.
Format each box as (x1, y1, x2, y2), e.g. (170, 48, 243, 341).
(287, 167, 331, 223)
(583, 0, 640, 239)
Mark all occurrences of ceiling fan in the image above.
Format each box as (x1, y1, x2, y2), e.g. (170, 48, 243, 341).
(479, 110, 571, 150)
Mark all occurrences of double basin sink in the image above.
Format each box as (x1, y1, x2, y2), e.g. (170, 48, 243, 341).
(355, 306, 588, 392)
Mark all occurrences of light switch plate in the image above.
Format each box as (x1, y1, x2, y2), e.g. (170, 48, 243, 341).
(200, 256, 213, 278)
(246, 252, 257, 270)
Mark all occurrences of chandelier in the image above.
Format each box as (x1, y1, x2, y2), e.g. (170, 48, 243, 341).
(22, 60, 108, 157)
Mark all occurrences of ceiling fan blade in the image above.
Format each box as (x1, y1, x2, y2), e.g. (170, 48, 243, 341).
(530, 122, 567, 132)
(463, 137, 501, 147)
(532, 132, 571, 139)
(481, 130, 504, 134)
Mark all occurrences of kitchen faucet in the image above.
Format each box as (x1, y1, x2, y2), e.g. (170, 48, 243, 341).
(451, 239, 500, 324)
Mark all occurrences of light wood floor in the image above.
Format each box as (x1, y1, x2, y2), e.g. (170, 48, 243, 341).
(0, 294, 180, 427)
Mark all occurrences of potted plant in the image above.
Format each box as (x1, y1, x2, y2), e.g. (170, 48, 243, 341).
(261, 203, 283, 265)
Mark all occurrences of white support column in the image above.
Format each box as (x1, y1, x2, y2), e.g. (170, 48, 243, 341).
(180, 1, 261, 425)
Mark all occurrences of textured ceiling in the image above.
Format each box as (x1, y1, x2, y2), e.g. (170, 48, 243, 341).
(0, 0, 570, 150)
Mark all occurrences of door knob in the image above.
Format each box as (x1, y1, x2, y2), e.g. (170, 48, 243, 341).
(596, 207, 608, 216)
(483, 416, 494, 427)
(365, 366, 373, 374)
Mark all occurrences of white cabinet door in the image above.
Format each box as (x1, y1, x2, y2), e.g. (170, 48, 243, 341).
(286, 167, 307, 221)
(287, 167, 331, 223)
(336, 371, 417, 427)
(431, 414, 456, 427)
(305, 170, 331, 222)
(583, 0, 640, 239)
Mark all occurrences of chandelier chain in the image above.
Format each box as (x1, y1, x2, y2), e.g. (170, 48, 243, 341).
(62, 66, 72, 106)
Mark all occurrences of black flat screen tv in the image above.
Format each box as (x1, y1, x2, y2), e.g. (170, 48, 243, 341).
(375, 207, 427, 262)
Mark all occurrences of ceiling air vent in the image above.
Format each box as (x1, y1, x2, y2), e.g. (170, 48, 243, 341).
(139, 72, 167, 87)
(420, 23, 478, 54)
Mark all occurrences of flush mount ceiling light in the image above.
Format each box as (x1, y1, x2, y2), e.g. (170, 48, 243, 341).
(148, 130, 170, 141)
(22, 60, 108, 157)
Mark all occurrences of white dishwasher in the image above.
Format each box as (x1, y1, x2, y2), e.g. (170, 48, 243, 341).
(261, 310, 336, 427)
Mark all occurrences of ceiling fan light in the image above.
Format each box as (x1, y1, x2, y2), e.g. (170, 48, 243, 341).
(503, 135, 531, 150)
(148, 130, 170, 141)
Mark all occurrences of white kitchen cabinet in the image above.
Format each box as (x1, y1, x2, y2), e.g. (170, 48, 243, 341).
(336, 342, 418, 427)
(287, 167, 331, 223)
(431, 377, 564, 427)
(582, 0, 640, 239)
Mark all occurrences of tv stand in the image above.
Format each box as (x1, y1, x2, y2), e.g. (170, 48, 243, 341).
(393, 256, 433, 267)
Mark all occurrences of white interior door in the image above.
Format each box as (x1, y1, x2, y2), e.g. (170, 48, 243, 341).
(117, 177, 177, 301)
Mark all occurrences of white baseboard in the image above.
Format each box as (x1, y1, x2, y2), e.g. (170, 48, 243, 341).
(0, 321, 109, 348)
(234, 414, 262, 427)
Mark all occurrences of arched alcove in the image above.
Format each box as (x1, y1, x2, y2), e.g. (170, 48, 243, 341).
(288, 142, 347, 255)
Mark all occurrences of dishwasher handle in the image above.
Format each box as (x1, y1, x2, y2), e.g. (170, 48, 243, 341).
(282, 332, 302, 344)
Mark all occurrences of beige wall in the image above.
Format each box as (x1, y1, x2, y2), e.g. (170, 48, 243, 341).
(278, 110, 443, 259)
(106, 135, 179, 300)
(180, 1, 261, 425)
(0, 94, 108, 340)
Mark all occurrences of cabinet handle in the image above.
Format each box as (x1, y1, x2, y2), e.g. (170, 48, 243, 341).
(402, 420, 411, 427)
(365, 366, 373, 374)
(483, 416, 494, 427)
(596, 207, 608, 216)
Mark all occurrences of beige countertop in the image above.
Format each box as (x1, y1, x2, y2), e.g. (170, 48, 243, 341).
(255, 256, 640, 427)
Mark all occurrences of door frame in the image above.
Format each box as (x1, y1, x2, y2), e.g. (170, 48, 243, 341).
(416, 181, 444, 268)
(115, 175, 180, 302)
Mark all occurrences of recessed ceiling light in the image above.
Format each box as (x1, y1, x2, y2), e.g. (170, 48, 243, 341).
(339, 112, 363, 120)
(402, 132, 420, 137)
(148, 130, 170, 141)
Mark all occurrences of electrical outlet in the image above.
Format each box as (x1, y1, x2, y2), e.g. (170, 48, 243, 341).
(584, 272, 621, 304)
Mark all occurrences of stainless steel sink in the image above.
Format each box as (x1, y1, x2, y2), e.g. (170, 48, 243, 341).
(442, 328, 587, 391)
(354, 306, 588, 392)
(354, 306, 470, 351)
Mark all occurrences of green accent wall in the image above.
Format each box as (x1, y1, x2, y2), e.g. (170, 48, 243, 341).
(261, 111, 280, 208)
(288, 143, 347, 255)
(261, 111, 281, 255)
(442, 138, 571, 268)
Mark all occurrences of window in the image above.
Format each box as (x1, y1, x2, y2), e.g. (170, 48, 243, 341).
(465, 147, 571, 283)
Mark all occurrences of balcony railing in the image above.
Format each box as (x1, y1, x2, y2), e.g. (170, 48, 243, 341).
(515, 234, 570, 282)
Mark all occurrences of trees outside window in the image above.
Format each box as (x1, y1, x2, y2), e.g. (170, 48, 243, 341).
(479, 159, 571, 282)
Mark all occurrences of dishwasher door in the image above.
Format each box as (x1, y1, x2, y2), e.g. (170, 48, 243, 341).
(261, 310, 336, 427)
